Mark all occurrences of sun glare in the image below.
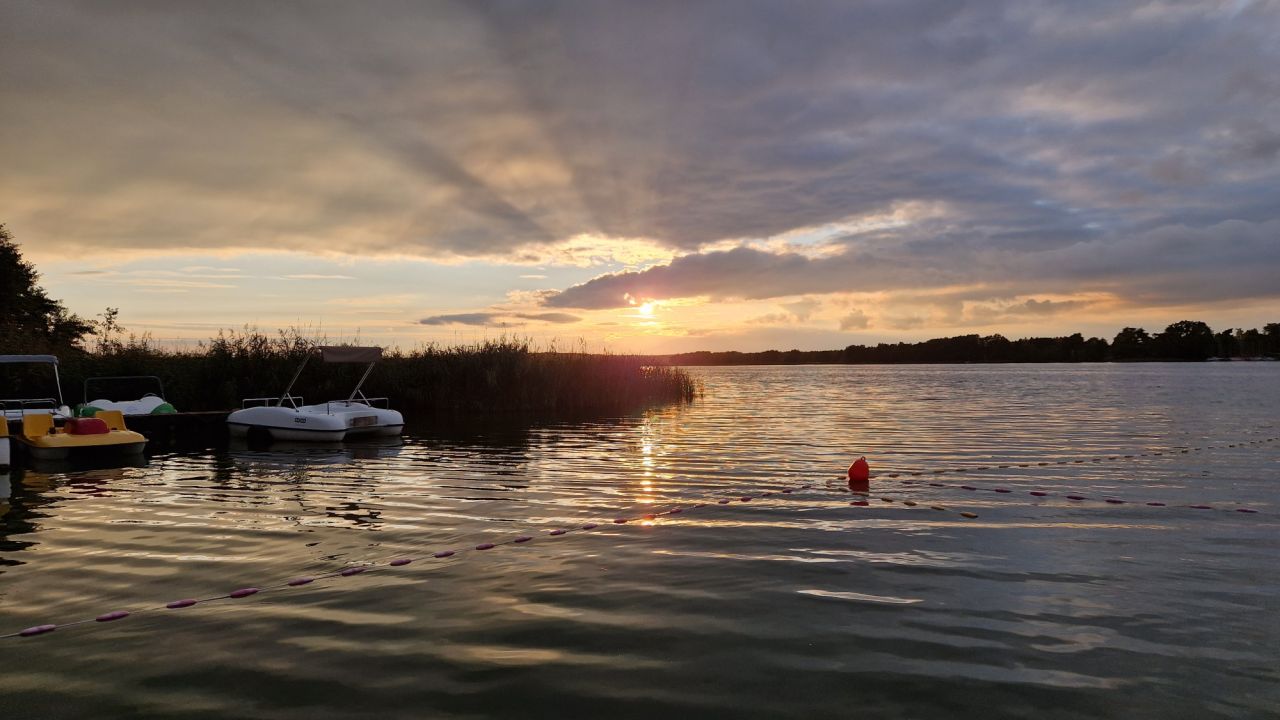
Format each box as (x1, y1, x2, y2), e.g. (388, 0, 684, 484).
(638, 301, 656, 317)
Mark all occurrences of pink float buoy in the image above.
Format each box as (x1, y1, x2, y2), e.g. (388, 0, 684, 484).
(229, 588, 260, 598)
(581, 524, 598, 530)
(1029, 491, 1048, 497)
(167, 599, 198, 609)
(1188, 505, 1212, 510)
(513, 536, 533, 543)
(717, 499, 731, 505)
(1067, 495, 1087, 501)
(389, 559, 412, 567)
(960, 485, 977, 490)
(96, 611, 129, 623)
(19, 624, 56, 637)
(994, 488, 1011, 493)
(288, 577, 315, 586)
(613, 518, 628, 524)
(433, 550, 456, 558)
(1236, 508, 1258, 513)
(1105, 499, 1125, 504)
(341, 567, 367, 576)
(668, 509, 682, 514)
(548, 529, 567, 536)
(475, 543, 495, 551)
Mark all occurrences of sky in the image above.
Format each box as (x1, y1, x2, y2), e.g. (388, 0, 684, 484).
(2, 0, 1278, 352)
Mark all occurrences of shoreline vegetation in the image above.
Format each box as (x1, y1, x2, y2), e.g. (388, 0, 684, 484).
(59, 332, 701, 415)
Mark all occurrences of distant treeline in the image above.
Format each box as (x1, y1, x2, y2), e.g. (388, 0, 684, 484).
(659, 320, 1280, 366)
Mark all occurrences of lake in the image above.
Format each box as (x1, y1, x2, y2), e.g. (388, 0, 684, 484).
(2, 364, 1278, 719)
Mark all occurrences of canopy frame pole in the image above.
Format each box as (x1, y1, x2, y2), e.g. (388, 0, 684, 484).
(347, 362, 376, 402)
(278, 353, 312, 408)
(53, 364, 65, 408)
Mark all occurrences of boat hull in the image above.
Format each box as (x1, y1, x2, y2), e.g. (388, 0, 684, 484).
(17, 431, 147, 461)
(227, 403, 404, 443)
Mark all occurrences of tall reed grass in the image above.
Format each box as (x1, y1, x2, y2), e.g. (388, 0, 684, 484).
(49, 328, 698, 416)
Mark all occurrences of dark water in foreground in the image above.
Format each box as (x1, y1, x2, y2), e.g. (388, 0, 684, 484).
(1, 364, 1278, 719)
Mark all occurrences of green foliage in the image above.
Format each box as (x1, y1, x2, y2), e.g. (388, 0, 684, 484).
(0, 224, 94, 351)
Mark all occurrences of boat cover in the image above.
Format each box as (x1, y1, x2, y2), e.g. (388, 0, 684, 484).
(318, 346, 382, 363)
(0, 355, 59, 364)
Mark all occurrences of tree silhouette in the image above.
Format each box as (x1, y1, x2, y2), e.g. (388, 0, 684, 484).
(1111, 327, 1151, 360)
(0, 223, 94, 351)
(1155, 320, 1216, 360)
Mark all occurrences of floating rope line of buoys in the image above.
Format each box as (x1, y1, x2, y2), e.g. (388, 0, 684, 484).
(863, 436, 1279, 482)
(844, 487, 982, 520)
(7, 479, 886, 641)
(841, 437, 1277, 515)
(894, 477, 1266, 515)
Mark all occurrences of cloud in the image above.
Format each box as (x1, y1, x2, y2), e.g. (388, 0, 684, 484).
(2, 0, 1277, 325)
(543, 245, 951, 308)
(839, 310, 870, 330)
(418, 313, 500, 326)
(545, 216, 1280, 312)
(417, 311, 580, 326)
(747, 313, 792, 326)
(513, 312, 580, 324)
(781, 298, 821, 321)
(281, 274, 355, 280)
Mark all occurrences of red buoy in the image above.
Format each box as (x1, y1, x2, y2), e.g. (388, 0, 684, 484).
(847, 457, 870, 491)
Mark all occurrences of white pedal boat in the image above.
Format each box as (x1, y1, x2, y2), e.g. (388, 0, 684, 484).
(79, 376, 177, 417)
(226, 346, 404, 442)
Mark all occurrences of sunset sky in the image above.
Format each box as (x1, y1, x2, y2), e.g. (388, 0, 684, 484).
(2, 1, 1278, 352)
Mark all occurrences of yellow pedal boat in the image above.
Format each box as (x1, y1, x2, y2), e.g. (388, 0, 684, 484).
(18, 410, 147, 461)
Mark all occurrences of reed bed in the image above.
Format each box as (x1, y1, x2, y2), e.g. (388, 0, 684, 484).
(48, 329, 698, 416)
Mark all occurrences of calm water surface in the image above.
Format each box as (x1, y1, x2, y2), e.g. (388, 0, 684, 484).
(2, 364, 1278, 719)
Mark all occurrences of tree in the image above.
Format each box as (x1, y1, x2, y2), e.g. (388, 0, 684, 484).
(1154, 320, 1215, 361)
(1214, 329, 1239, 358)
(0, 223, 94, 351)
(1265, 323, 1280, 357)
(1111, 327, 1151, 360)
